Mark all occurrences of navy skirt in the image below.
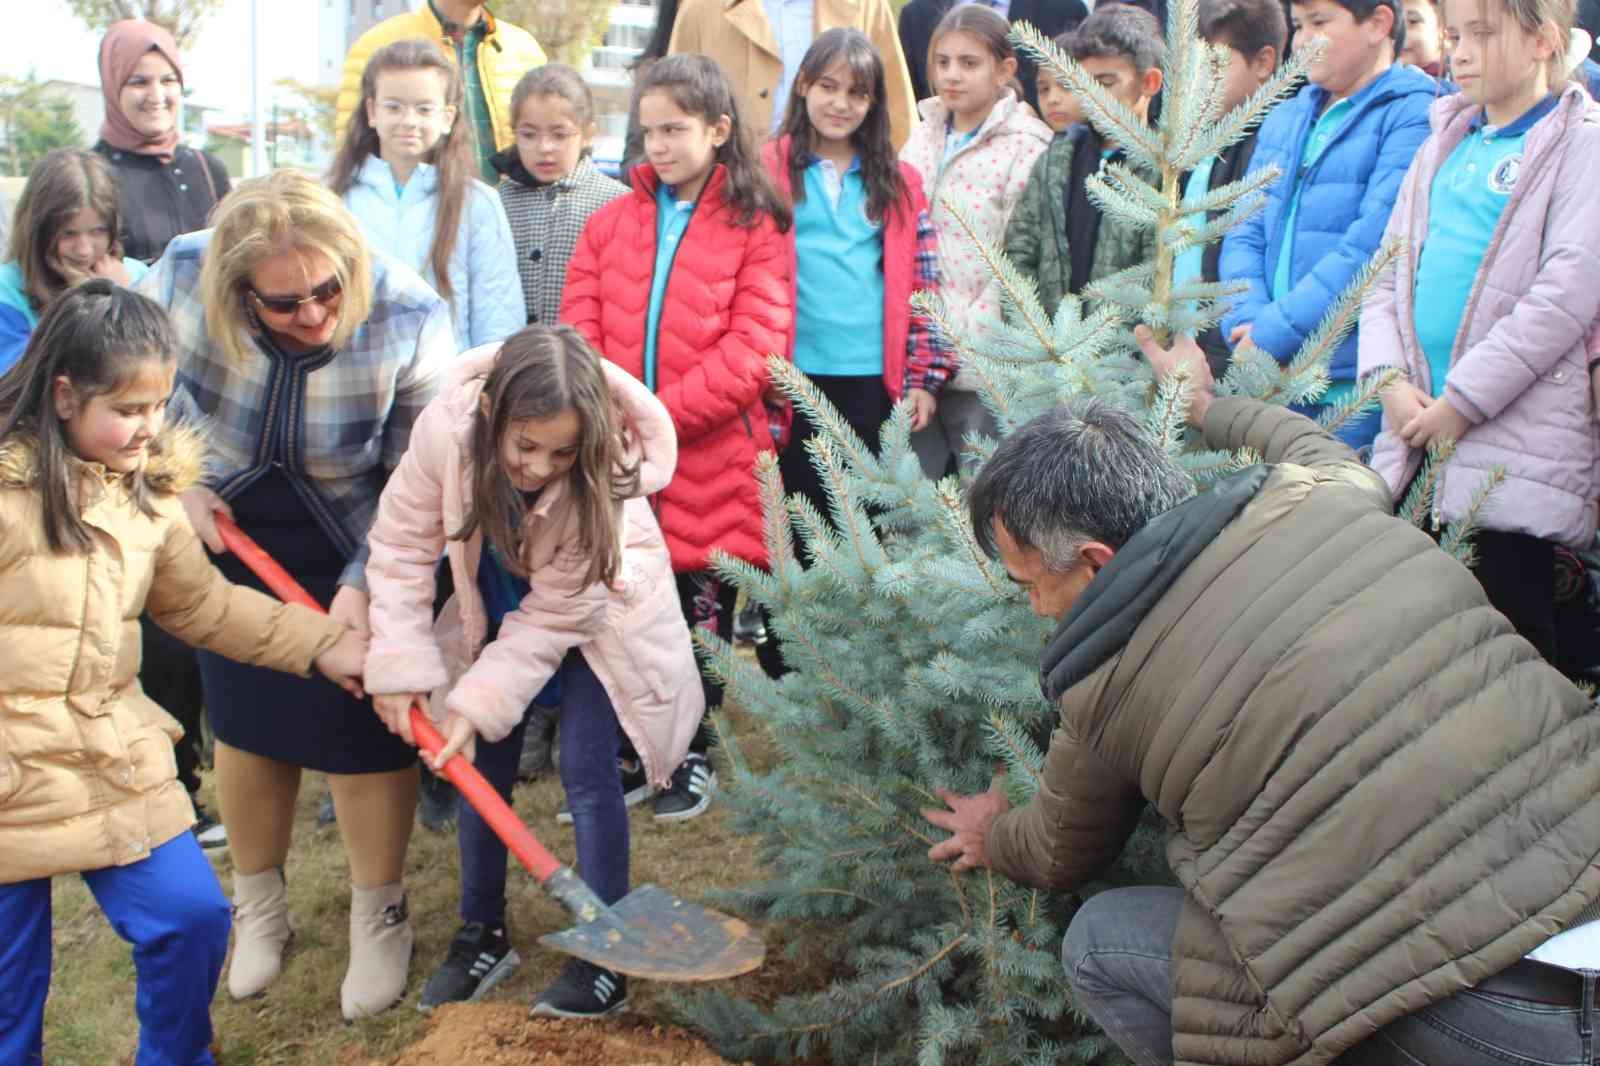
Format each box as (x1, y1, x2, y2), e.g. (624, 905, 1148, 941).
(198, 472, 417, 775)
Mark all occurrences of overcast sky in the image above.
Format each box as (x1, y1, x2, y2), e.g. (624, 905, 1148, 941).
(1, 0, 328, 116)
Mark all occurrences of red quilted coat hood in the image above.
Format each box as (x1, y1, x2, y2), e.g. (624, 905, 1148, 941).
(560, 163, 795, 571)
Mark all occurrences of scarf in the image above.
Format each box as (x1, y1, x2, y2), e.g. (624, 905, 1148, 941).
(98, 20, 184, 164)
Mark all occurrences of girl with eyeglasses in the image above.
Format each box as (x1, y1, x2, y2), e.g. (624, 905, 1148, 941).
(135, 168, 457, 1021)
(494, 65, 627, 332)
(329, 38, 524, 353)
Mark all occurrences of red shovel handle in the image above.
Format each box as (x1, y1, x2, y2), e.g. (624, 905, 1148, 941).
(213, 512, 565, 885)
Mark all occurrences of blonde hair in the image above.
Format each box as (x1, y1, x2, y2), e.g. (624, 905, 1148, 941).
(198, 169, 373, 365)
(1496, 0, 1577, 86)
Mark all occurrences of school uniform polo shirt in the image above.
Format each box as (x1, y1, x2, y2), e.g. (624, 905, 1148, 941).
(1412, 95, 1558, 397)
(643, 184, 695, 391)
(793, 156, 886, 377)
(1173, 153, 1219, 307)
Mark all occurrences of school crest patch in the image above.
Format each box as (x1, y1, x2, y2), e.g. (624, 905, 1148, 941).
(1489, 154, 1522, 195)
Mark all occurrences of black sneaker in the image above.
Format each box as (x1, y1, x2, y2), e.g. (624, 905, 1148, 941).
(418, 766, 458, 833)
(652, 753, 716, 822)
(529, 957, 627, 1019)
(556, 758, 652, 824)
(731, 600, 767, 645)
(517, 707, 558, 781)
(192, 803, 227, 850)
(417, 921, 520, 1013)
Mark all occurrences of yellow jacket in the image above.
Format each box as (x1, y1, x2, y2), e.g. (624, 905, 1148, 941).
(335, 7, 546, 155)
(668, 0, 918, 150)
(0, 428, 345, 884)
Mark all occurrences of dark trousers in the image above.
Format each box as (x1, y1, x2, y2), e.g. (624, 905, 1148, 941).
(1472, 529, 1559, 663)
(0, 833, 231, 1066)
(139, 616, 205, 797)
(673, 569, 784, 755)
(459, 650, 627, 923)
(777, 373, 894, 529)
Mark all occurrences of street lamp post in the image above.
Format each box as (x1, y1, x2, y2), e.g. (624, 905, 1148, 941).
(250, 0, 268, 175)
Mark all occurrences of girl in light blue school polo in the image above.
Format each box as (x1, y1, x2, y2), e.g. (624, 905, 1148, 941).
(329, 37, 524, 352)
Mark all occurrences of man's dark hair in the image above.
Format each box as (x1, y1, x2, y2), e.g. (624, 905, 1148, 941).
(968, 398, 1196, 570)
(1199, 0, 1289, 62)
(1292, 0, 1405, 49)
(1066, 5, 1167, 75)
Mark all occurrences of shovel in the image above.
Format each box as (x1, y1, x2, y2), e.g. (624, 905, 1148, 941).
(213, 512, 765, 983)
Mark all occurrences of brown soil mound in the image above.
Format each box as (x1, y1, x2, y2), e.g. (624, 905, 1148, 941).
(356, 1002, 740, 1066)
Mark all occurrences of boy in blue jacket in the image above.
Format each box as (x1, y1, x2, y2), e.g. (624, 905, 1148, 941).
(1218, 0, 1435, 449)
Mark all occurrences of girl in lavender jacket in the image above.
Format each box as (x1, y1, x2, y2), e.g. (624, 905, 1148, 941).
(361, 325, 703, 1017)
(1359, 0, 1600, 667)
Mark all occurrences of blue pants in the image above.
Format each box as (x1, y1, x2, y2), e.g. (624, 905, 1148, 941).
(459, 649, 629, 925)
(0, 832, 231, 1066)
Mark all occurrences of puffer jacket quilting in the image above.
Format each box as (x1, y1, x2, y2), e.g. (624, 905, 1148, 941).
(363, 346, 705, 787)
(0, 427, 345, 884)
(987, 399, 1600, 1066)
(560, 163, 794, 572)
(1219, 65, 1438, 380)
(1360, 84, 1600, 549)
(899, 90, 1051, 391)
(1002, 125, 1158, 322)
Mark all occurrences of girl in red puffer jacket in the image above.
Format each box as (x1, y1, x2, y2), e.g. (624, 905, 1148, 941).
(562, 53, 792, 818)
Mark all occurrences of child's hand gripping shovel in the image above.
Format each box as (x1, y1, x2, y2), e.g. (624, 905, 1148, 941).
(213, 512, 765, 983)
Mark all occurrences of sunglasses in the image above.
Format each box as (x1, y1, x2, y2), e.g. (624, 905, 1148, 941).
(248, 275, 343, 316)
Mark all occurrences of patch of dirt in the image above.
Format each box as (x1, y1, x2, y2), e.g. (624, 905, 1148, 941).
(358, 1003, 741, 1066)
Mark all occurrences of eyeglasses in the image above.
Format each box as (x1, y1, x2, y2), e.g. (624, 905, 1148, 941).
(248, 276, 343, 316)
(514, 126, 580, 149)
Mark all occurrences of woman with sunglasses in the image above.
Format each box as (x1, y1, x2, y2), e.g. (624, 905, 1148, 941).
(136, 168, 455, 1020)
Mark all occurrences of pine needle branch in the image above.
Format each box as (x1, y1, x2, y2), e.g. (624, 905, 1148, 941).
(935, 481, 1012, 601)
(1439, 465, 1508, 568)
(1011, 22, 1163, 171)
(1398, 438, 1458, 529)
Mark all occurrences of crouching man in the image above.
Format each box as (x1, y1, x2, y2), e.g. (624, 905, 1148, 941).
(925, 327, 1600, 1066)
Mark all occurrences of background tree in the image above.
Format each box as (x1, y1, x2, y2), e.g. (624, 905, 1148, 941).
(0, 75, 85, 177)
(665, 0, 1472, 1061)
(64, 0, 224, 49)
(495, 0, 617, 66)
(276, 78, 340, 144)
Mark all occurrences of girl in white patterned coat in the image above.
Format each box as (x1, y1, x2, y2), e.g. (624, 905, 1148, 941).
(898, 3, 1050, 479)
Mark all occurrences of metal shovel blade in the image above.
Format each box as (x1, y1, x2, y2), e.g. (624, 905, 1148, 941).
(538, 871, 766, 982)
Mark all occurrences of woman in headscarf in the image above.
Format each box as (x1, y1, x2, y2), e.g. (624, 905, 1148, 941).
(93, 19, 235, 857)
(93, 19, 231, 265)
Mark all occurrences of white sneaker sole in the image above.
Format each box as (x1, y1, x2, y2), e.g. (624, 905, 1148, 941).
(528, 994, 629, 1020)
(416, 948, 521, 1014)
(556, 783, 654, 825)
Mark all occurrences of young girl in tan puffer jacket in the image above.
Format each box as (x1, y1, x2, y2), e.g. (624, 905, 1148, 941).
(0, 281, 366, 1066)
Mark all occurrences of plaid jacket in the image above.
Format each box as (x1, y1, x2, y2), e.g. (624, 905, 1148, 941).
(906, 208, 952, 395)
(495, 151, 628, 329)
(137, 231, 456, 587)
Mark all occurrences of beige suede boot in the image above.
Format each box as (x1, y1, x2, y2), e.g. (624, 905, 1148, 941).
(227, 867, 292, 999)
(341, 882, 414, 1020)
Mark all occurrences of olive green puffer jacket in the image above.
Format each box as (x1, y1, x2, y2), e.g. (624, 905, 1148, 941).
(1002, 124, 1157, 322)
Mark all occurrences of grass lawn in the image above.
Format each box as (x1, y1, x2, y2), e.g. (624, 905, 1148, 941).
(41, 703, 780, 1065)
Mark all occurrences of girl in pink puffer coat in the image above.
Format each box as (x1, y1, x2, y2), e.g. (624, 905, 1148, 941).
(362, 324, 703, 1016)
(1359, 16, 1600, 668)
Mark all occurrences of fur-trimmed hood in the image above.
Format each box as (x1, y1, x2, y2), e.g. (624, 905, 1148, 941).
(0, 422, 206, 496)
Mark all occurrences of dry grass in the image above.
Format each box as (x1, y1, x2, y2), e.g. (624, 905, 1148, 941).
(42, 702, 782, 1065)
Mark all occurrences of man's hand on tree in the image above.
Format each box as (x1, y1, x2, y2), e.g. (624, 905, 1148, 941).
(1135, 326, 1215, 426)
(923, 771, 1011, 872)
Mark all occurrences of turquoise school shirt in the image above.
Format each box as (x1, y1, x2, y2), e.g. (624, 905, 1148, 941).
(1413, 95, 1558, 397)
(643, 184, 695, 392)
(793, 156, 886, 378)
(1271, 97, 1355, 303)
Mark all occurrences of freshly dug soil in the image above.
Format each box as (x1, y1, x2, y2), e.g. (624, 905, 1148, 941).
(359, 1002, 739, 1066)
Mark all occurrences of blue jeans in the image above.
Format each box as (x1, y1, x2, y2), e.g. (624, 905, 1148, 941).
(459, 649, 628, 925)
(0, 832, 231, 1066)
(1064, 886, 1600, 1066)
